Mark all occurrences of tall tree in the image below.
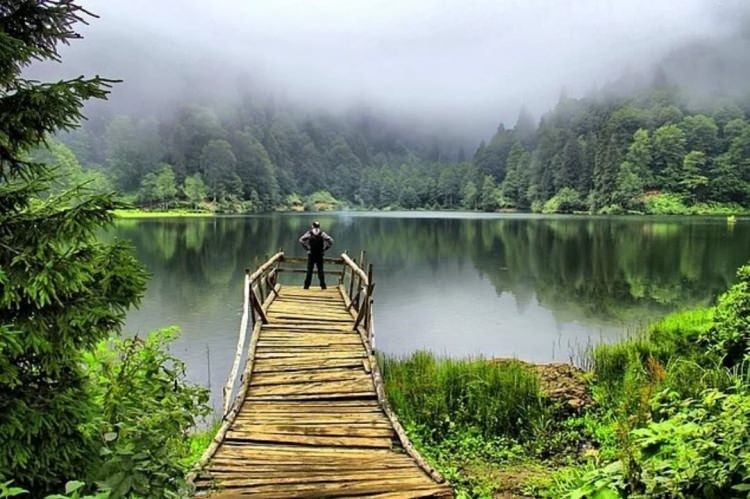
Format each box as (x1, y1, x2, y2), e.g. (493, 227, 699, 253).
(104, 116, 162, 191)
(163, 106, 225, 177)
(652, 124, 687, 190)
(183, 173, 207, 208)
(553, 133, 583, 191)
(327, 137, 360, 200)
(680, 114, 719, 155)
(622, 129, 654, 187)
(231, 131, 279, 210)
(680, 151, 709, 202)
(0, 2, 147, 493)
(479, 175, 499, 211)
(593, 135, 622, 209)
(501, 142, 530, 208)
(200, 139, 242, 202)
(138, 163, 178, 208)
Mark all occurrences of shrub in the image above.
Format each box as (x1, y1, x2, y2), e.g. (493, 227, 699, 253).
(304, 191, 341, 211)
(542, 188, 587, 214)
(569, 388, 750, 498)
(703, 264, 750, 367)
(83, 328, 211, 498)
(643, 192, 690, 214)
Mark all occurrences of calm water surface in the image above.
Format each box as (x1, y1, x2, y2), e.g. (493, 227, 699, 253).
(113, 212, 750, 410)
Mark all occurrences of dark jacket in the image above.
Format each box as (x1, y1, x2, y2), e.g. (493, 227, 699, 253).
(299, 228, 333, 255)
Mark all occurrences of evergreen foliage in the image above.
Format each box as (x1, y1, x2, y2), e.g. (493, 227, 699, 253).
(0, 2, 148, 493)
(60, 80, 750, 214)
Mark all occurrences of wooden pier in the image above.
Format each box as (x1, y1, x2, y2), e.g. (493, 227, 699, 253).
(189, 252, 453, 498)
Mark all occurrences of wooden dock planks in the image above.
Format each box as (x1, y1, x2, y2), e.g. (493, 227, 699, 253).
(194, 286, 452, 498)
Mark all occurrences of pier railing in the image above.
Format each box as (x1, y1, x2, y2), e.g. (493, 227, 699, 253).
(221, 250, 374, 416)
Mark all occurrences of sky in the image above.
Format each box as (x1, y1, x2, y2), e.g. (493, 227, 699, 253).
(29, 0, 748, 139)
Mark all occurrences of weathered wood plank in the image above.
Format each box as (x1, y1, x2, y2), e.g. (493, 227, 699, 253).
(253, 351, 365, 360)
(251, 360, 370, 371)
(261, 324, 352, 331)
(228, 424, 394, 438)
(198, 476, 437, 494)
(267, 316, 353, 324)
(224, 432, 392, 448)
(234, 412, 388, 421)
(214, 443, 402, 457)
(248, 377, 373, 396)
(268, 305, 351, 314)
(208, 462, 417, 473)
(251, 369, 369, 385)
(201, 469, 422, 483)
(240, 399, 381, 408)
(256, 340, 362, 349)
(245, 391, 376, 401)
(270, 299, 348, 307)
(241, 405, 383, 414)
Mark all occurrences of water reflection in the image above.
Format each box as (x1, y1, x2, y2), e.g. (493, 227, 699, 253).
(114, 213, 750, 410)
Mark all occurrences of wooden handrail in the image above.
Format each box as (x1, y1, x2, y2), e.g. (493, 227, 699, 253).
(223, 252, 283, 417)
(281, 255, 345, 265)
(222, 272, 252, 416)
(342, 252, 368, 284)
(247, 251, 284, 283)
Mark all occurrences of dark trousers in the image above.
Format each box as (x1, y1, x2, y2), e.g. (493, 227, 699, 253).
(304, 253, 326, 289)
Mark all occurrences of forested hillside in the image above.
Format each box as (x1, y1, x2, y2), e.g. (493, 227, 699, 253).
(56, 77, 750, 214)
(55, 101, 470, 212)
(476, 80, 750, 214)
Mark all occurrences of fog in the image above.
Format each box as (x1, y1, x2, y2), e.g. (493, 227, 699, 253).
(28, 0, 750, 139)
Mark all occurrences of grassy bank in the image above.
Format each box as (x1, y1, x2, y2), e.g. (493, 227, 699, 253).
(381, 354, 588, 496)
(112, 208, 214, 218)
(382, 262, 750, 498)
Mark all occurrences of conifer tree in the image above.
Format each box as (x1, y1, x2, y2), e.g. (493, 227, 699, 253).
(0, 2, 147, 493)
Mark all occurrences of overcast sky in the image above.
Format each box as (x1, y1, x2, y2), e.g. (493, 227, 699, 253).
(30, 0, 747, 138)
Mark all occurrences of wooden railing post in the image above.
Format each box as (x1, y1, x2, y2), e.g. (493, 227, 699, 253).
(356, 251, 366, 310)
(250, 284, 268, 324)
(347, 258, 357, 311)
(365, 263, 374, 330)
(222, 270, 252, 416)
(339, 251, 347, 285)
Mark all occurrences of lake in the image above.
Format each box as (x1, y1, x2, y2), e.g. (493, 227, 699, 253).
(114, 212, 750, 411)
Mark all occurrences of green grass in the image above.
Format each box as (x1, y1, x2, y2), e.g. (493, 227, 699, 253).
(590, 307, 716, 386)
(648, 307, 715, 356)
(378, 293, 749, 497)
(381, 352, 590, 497)
(112, 208, 214, 218)
(381, 351, 544, 441)
(587, 306, 730, 421)
(179, 419, 221, 469)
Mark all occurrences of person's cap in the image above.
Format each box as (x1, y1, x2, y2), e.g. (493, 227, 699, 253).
(312, 220, 320, 228)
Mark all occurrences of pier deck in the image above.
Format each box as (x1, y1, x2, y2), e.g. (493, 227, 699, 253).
(190, 253, 452, 498)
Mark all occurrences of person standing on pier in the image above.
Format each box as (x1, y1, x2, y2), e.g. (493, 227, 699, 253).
(299, 220, 334, 289)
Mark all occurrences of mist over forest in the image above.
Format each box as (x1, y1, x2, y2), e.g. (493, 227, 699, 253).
(10, 2, 750, 497)
(27, 0, 750, 214)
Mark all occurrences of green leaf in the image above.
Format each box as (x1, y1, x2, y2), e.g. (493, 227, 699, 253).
(593, 489, 620, 499)
(64, 481, 85, 494)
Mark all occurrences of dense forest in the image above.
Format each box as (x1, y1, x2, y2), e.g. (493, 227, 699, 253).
(53, 74, 750, 215)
